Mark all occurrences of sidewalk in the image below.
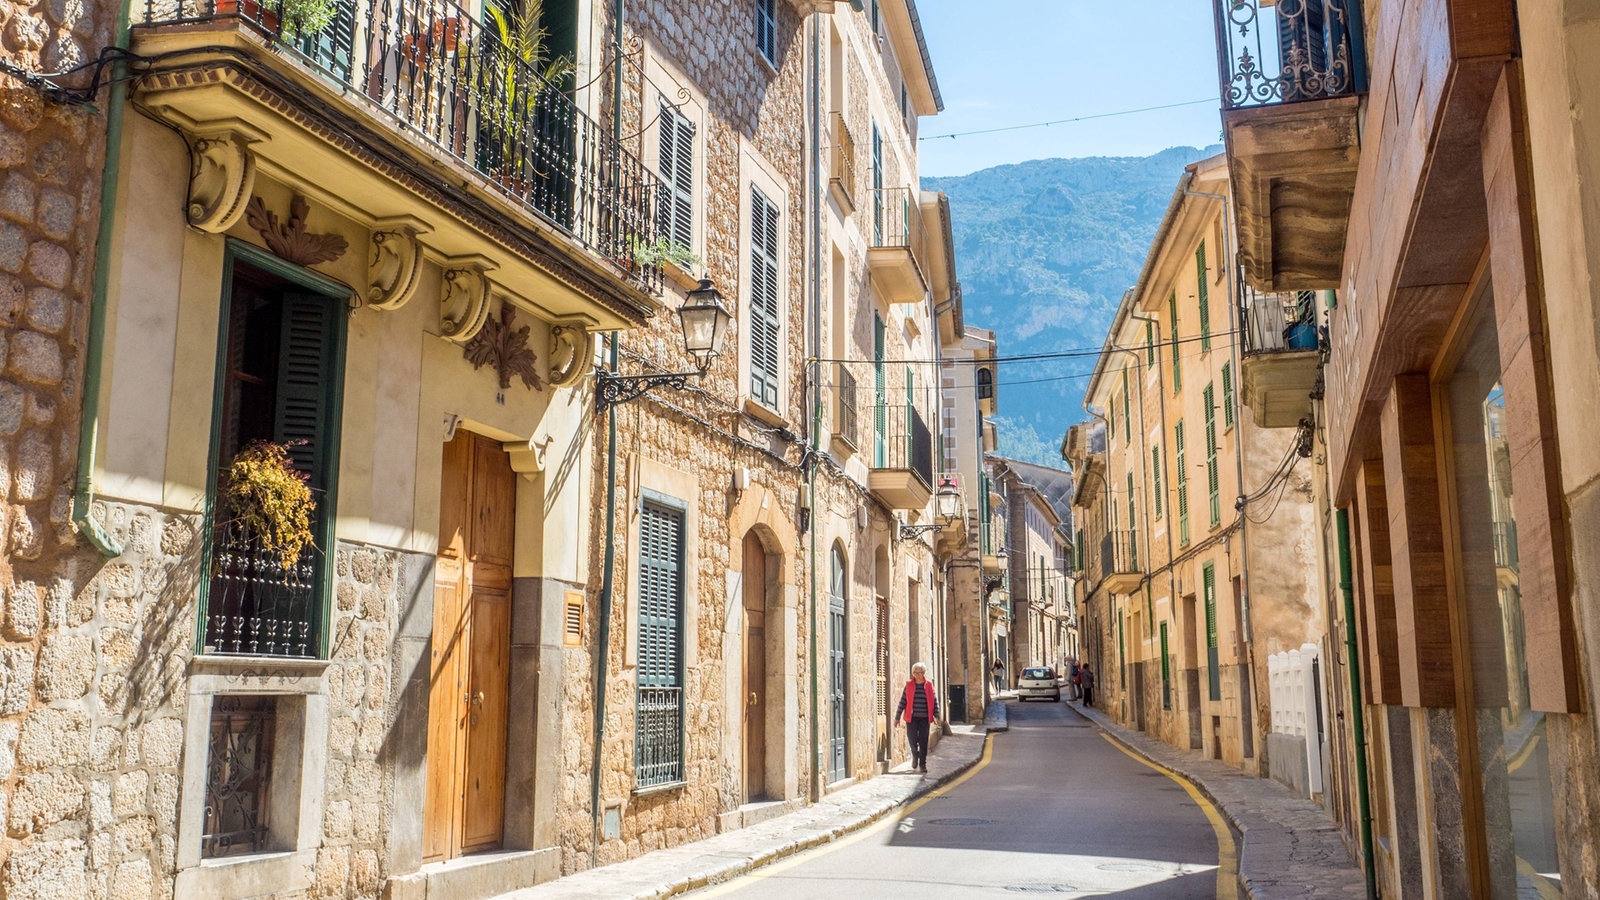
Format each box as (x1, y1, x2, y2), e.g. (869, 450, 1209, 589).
(493, 705, 1005, 900)
(1070, 701, 1366, 900)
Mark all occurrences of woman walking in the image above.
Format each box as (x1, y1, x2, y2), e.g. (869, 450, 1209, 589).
(894, 662, 939, 773)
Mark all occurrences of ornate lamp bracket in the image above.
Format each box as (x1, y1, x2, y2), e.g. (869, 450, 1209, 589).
(898, 522, 944, 541)
(184, 122, 267, 233)
(594, 369, 692, 411)
(439, 255, 496, 343)
(366, 216, 430, 310)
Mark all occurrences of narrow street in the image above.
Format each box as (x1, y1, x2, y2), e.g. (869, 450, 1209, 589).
(693, 701, 1234, 899)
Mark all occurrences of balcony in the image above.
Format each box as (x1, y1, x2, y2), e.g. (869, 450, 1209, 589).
(828, 113, 857, 215)
(1101, 530, 1141, 594)
(832, 363, 859, 454)
(869, 404, 934, 510)
(1239, 286, 1321, 428)
(866, 187, 928, 304)
(131, 0, 664, 324)
(934, 474, 970, 554)
(1492, 520, 1518, 588)
(1213, 0, 1364, 293)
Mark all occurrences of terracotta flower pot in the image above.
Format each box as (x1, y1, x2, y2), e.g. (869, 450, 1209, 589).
(215, 0, 280, 31)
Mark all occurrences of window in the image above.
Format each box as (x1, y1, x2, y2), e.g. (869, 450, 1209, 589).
(203, 696, 278, 858)
(871, 122, 883, 243)
(1175, 419, 1189, 546)
(1205, 382, 1220, 527)
(205, 249, 346, 659)
(1152, 445, 1163, 519)
(1075, 527, 1084, 571)
(1197, 242, 1211, 351)
(1222, 362, 1234, 429)
(1121, 369, 1131, 443)
(828, 546, 849, 782)
(1204, 563, 1219, 701)
(636, 498, 686, 788)
(1169, 292, 1181, 392)
(1127, 472, 1138, 569)
(900, 81, 909, 124)
(869, 0, 878, 33)
(748, 186, 781, 408)
(873, 312, 886, 467)
(656, 101, 695, 252)
(1146, 319, 1155, 366)
(976, 367, 994, 400)
(755, 0, 776, 64)
(1160, 623, 1171, 710)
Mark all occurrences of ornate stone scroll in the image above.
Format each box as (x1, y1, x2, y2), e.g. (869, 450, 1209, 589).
(439, 256, 495, 343)
(547, 323, 591, 388)
(365, 217, 429, 310)
(185, 126, 263, 233)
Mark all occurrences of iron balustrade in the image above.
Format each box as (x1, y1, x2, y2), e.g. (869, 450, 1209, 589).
(136, 0, 664, 293)
(829, 112, 857, 209)
(1101, 529, 1139, 576)
(1212, 0, 1364, 109)
(875, 403, 934, 489)
(634, 685, 684, 788)
(203, 695, 277, 858)
(1492, 520, 1518, 571)
(1240, 284, 1320, 355)
(206, 520, 318, 657)
(868, 186, 926, 263)
(835, 364, 859, 448)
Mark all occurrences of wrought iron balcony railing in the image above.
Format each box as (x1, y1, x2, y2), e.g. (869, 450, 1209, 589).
(1492, 520, 1518, 571)
(873, 403, 935, 489)
(829, 112, 857, 211)
(869, 186, 926, 259)
(1213, 0, 1364, 109)
(136, 0, 664, 293)
(834, 364, 859, 449)
(205, 520, 319, 657)
(1101, 530, 1139, 576)
(1241, 285, 1321, 355)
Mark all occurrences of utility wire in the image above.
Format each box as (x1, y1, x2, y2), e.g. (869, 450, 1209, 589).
(917, 97, 1220, 143)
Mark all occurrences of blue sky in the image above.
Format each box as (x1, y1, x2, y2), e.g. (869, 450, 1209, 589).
(915, 0, 1224, 176)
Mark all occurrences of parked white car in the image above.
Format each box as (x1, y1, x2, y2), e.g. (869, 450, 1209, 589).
(1016, 666, 1061, 702)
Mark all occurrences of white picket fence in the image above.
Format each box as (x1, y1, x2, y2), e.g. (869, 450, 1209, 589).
(1267, 642, 1324, 795)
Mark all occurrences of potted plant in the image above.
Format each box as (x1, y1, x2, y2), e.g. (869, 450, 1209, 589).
(477, 0, 574, 190)
(219, 440, 317, 573)
(215, 0, 280, 32)
(631, 237, 701, 290)
(275, 0, 339, 41)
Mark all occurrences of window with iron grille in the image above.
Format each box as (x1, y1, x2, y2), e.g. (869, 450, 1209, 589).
(748, 186, 781, 408)
(1175, 419, 1189, 546)
(1197, 242, 1211, 351)
(203, 695, 278, 858)
(1222, 363, 1235, 429)
(1205, 382, 1220, 527)
(206, 249, 346, 659)
(755, 0, 776, 64)
(656, 101, 695, 252)
(636, 498, 686, 789)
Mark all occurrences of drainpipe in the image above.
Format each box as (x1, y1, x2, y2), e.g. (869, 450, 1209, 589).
(1336, 509, 1378, 900)
(71, 0, 134, 558)
(806, 10, 823, 802)
(590, 0, 627, 860)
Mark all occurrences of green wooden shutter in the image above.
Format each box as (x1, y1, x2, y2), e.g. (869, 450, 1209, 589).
(1075, 527, 1084, 570)
(298, 0, 357, 80)
(1152, 445, 1163, 519)
(1160, 622, 1170, 709)
(657, 103, 695, 250)
(1205, 382, 1219, 527)
(1197, 243, 1210, 352)
(1121, 369, 1131, 443)
(1169, 292, 1181, 392)
(637, 499, 686, 787)
(1175, 419, 1189, 546)
(871, 123, 883, 243)
(1222, 363, 1234, 429)
(749, 186, 781, 408)
(873, 313, 886, 467)
(1127, 472, 1137, 569)
(1204, 563, 1219, 701)
(1145, 319, 1155, 365)
(273, 294, 341, 492)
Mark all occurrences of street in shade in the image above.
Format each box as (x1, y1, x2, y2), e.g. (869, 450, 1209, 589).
(692, 701, 1233, 899)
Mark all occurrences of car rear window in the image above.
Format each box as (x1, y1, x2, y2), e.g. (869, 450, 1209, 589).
(1022, 668, 1054, 680)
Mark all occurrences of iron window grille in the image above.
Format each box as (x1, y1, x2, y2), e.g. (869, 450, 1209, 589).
(203, 695, 278, 858)
(635, 499, 686, 789)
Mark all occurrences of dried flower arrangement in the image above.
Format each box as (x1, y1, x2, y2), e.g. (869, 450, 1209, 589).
(222, 440, 317, 570)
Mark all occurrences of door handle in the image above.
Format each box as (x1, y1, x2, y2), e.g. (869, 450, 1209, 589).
(465, 691, 485, 705)
(748, 692, 758, 707)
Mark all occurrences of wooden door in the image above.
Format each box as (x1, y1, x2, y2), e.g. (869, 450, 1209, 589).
(741, 533, 767, 802)
(875, 596, 889, 761)
(424, 431, 515, 862)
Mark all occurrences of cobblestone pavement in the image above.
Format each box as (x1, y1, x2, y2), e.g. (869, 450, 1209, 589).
(492, 711, 1000, 900)
(1069, 701, 1368, 900)
(494, 695, 1370, 900)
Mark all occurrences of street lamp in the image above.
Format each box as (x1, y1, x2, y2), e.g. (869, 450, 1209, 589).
(595, 279, 734, 410)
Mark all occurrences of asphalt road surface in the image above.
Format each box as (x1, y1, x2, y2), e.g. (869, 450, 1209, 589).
(693, 700, 1233, 899)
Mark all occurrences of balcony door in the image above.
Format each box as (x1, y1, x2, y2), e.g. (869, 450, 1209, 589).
(425, 430, 515, 861)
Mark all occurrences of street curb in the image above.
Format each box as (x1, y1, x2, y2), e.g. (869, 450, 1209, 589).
(637, 731, 994, 899)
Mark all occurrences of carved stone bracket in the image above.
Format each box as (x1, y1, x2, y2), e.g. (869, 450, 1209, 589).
(547, 323, 591, 388)
(366, 217, 430, 310)
(439, 256, 496, 343)
(185, 125, 265, 233)
(464, 303, 542, 391)
(245, 194, 349, 267)
(502, 435, 552, 479)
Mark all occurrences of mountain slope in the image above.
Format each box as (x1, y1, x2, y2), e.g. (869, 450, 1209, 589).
(926, 145, 1220, 465)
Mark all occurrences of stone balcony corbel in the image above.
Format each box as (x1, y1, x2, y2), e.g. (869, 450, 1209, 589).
(439, 255, 496, 343)
(365, 216, 431, 311)
(546, 323, 591, 388)
(182, 120, 269, 233)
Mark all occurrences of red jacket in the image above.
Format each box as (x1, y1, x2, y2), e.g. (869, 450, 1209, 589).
(897, 679, 938, 723)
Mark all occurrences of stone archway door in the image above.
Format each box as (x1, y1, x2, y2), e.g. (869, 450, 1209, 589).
(742, 532, 768, 802)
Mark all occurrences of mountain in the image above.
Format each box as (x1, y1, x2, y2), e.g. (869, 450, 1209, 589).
(925, 145, 1221, 466)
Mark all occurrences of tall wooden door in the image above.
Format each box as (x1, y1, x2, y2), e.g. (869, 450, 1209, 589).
(424, 431, 515, 862)
(875, 596, 889, 762)
(741, 533, 767, 801)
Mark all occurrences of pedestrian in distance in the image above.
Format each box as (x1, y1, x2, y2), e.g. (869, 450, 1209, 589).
(1068, 662, 1081, 701)
(991, 659, 1005, 693)
(894, 661, 939, 773)
(1079, 663, 1096, 708)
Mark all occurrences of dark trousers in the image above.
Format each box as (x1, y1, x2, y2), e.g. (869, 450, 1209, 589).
(907, 717, 930, 767)
(1082, 684, 1094, 707)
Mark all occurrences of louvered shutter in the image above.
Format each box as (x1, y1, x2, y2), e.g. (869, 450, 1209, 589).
(1152, 445, 1163, 519)
(297, 0, 357, 80)
(637, 502, 683, 688)
(273, 294, 339, 493)
(873, 314, 886, 467)
(756, 0, 776, 62)
(657, 105, 694, 250)
(1204, 563, 1219, 700)
(1222, 363, 1234, 429)
(1175, 419, 1189, 545)
(1204, 383, 1219, 526)
(1197, 243, 1210, 351)
(748, 187, 781, 408)
(1169, 293, 1181, 391)
(1122, 369, 1130, 442)
(1145, 319, 1155, 365)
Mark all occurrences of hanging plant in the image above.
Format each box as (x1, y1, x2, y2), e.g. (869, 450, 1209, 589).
(275, 0, 339, 40)
(222, 440, 317, 570)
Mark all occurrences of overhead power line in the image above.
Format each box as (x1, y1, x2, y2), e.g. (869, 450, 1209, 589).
(918, 98, 1221, 143)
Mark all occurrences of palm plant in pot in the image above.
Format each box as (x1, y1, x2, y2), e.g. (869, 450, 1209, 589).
(477, 0, 575, 192)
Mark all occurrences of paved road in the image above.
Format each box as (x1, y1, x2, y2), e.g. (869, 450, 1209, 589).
(692, 700, 1232, 899)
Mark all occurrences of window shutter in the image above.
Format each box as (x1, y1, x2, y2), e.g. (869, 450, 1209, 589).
(1152, 445, 1163, 519)
(749, 187, 781, 408)
(1204, 563, 1219, 701)
(657, 105, 695, 250)
(1145, 320, 1155, 366)
(755, 0, 775, 62)
(273, 293, 339, 492)
(1197, 243, 1210, 351)
(300, 0, 357, 80)
(1222, 363, 1234, 429)
(873, 313, 886, 467)
(637, 502, 684, 688)
(1122, 369, 1131, 443)
(1168, 292, 1181, 392)
(1175, 419, 1188, 545)
(1204, 383, 1219, 526)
